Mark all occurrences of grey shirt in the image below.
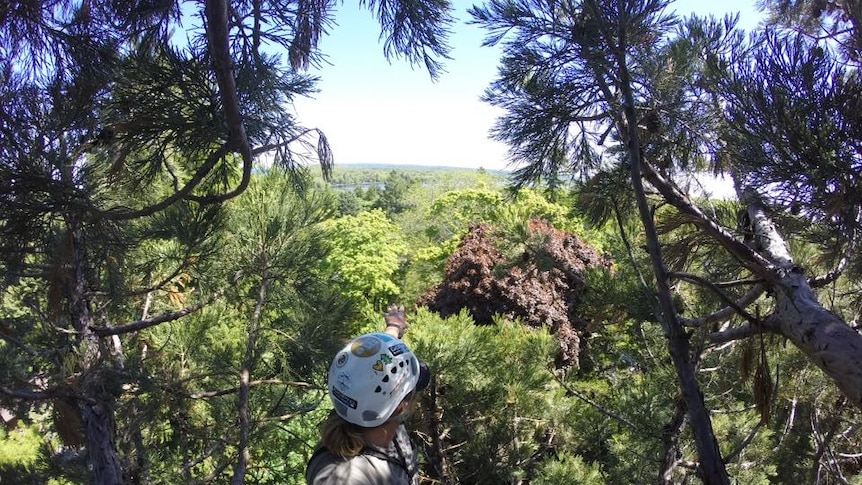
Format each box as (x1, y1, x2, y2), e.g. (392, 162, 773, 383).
(306, 424, 418, 485)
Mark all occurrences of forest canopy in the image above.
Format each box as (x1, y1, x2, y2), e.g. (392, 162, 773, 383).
(1, 1, 861, 484)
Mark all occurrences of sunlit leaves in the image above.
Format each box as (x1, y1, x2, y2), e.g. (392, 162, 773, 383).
(321, 209, 409, 311)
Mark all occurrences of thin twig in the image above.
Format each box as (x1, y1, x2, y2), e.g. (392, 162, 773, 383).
(670, 271, 760, 325)
(95, 271, 243, 337)
(552, 371, 645, 433)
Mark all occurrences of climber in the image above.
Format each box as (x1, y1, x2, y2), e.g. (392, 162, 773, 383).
(305, 306, 431, 485)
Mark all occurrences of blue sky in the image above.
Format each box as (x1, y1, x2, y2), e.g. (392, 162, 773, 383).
(292, 0, 763, 171)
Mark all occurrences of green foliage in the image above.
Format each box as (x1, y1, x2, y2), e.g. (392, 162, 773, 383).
(320, 209, 409, 313)
(1, 0, 454, 478)
(374, 170, 418, 216)
(711, 412, 776, 485)
(426, 187, 504, 241)
(0, 423, 43, 472)
(407, 309, 570, 483)
(533, 452, 605, 485)
(411, 186, 606, 298)
(336, 190, 366, 216)
(104, 172, 348, 483)
(4, 159, 862, 483)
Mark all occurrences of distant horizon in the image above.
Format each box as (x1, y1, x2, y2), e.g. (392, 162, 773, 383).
(322, 162, 737, 200)
(329, 160, 513, 172)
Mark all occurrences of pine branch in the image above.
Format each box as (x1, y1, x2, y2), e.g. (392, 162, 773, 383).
(552, 371, 644, 433)
(95, 144, 231, 221)
(682, 284, 766, 328)
(640, 162, 778, 281)
(708, 323, 772, 345)
(94, 271, 243, 337)
(669, 271, 760, 325)
(189, 379, 311, 399)
(0, 330, 39, 357)
(0, 385, 96, 404)
(200, 0, 254, 205)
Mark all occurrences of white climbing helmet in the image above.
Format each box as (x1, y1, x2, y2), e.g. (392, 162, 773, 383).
(328, 333, 421, 427)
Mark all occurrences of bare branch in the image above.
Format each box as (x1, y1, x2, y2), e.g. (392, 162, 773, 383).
(95, 290, 222, 336)
(260, 405, 318, 422)
(809, 243, 854, 288)
(189, 379, 311, 399)
(121, 263, 192, 299)
(553, 371, 644, 433)
(95, 272, 242, 337)
(249, 128, 323, 157)
(708, 323, 772, 345)
(723, 417, 767, 463)
(95, 144, 231, 221)
(712, 278, 764, 289)
(670, 272, 761, 326)
(640, 163, 778, 281)
(683, 284, 767, 328)
(180, 441, 226, 480)
(0, 330, 39, 357)
(613, 198, 653, 297)
(0, 384, 96, 404)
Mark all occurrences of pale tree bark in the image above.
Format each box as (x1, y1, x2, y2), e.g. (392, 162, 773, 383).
(746, 202, 862, 407)
(642, 168, 862, 409)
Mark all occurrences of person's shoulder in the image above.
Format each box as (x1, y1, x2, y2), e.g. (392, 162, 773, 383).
(306, 448, 383, 485)
(306, 447, 341, 484)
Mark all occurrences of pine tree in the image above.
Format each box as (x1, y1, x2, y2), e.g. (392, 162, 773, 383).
(470, 0, 862, 482)
(0, 1, 453, 482)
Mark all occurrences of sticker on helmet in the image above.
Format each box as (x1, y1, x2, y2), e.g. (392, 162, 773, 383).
(373, 360, 384, 372)
(388, 343, 408, 356)
(351, 336, 382, 357)
(335, 352, 348, 368)
(331, 387, 358, 409)
(380, 354, 393, 364)
(336, 373, 350, 390)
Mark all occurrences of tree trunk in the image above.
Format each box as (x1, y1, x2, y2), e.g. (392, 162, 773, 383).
(231, 268, 270, 485)
(642, 168, 862, 409)
(769, 278, 862, 406)
(69, 223, 124, 485)
(613, 39, 730, 484)
(426, 379, 455, 484)
(81, 395, 123, 485)
(745, 203, 862, 407)
(575, 2, 730, 479)
(660, 397, 687, 484)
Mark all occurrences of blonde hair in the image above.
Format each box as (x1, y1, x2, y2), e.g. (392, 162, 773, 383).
(320, 411, 365, 459)
(320, 393, 417, 458)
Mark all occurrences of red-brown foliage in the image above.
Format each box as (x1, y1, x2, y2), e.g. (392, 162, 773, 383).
(418, 220, 613, 368)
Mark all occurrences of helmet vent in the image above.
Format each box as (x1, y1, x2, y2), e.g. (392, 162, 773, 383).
(391, 367, 398, 374)
(382, 375, 390, 383)
(374, 385, 382, 393)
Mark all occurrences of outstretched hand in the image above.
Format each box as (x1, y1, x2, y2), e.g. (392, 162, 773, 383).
(383, 305, 408, 339)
